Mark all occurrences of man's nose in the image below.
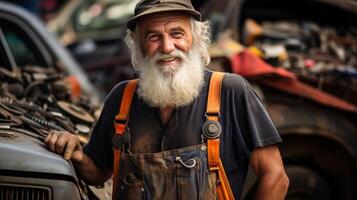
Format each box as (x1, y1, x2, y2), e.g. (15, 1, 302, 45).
(160, 36, 175, 54)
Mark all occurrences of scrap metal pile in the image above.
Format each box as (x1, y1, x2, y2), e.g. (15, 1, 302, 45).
(0, 66, 96, 142)
(242, 18, 357, 105)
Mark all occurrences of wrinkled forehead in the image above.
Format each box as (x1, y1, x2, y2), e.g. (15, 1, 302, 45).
(136, 12, 192, 32)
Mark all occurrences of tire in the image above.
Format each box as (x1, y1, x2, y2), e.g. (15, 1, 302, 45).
(285, 165, 331, 200)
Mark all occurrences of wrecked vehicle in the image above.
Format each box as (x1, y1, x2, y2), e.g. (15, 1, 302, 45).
(207, 0, 357, 199)
(0, 2, 104, 199)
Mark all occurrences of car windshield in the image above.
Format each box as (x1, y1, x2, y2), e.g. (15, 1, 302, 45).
(74, 0, 138, 32)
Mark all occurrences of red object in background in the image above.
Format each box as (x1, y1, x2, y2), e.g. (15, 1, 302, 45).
(230, 50, 357, 113)
(304, 59, 315, 69)
(230, 50, 296, 80)
(65, 75, 81, 100)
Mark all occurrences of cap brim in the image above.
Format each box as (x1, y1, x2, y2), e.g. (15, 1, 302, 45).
(127, 8, 201, 31)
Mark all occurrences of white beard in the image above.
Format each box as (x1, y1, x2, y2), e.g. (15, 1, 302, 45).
(133, 46, 205, 108)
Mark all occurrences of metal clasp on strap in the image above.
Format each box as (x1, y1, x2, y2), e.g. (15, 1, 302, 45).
(114, 118, 127, 124)
(202, 120, 222, 139)
(205, 112, 220, 118)
(112, 131, 130, 149)
(209, 166, 220, 171)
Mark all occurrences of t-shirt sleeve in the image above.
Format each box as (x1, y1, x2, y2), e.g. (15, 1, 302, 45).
(224, 74, 282, 151)
(83, 81, 128, 170)
(240, 79, 282, 148)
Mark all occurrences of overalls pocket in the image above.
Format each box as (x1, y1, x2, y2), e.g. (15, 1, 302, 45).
(142, 157, 201, 200)
(142, 166, 177, 200)
(176, 156, 217, 200)
(118, 173, 145, 200)
(176, 157, 201, 200)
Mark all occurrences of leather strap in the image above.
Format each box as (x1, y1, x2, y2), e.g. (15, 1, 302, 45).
(206, 72, 235, 200)
(114, 80, 139, 132)
(206, 72, 223, 121)
(112, 79, 138, 200)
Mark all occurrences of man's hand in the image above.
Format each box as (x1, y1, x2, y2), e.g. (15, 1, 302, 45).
(44, 130, 83, 162)
(44, 130, 112, 185)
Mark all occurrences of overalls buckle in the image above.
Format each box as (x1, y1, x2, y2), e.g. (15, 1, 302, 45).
(112, 131, 130, 149)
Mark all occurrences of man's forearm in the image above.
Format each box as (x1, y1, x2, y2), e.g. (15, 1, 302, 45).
(255, 170, 289, 200)
(73, 154, 112, 186)
(250, 145, 289, 200)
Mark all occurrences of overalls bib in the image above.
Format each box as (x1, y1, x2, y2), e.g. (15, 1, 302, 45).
(112, 72, 234, 200)
(117, 144, 217, 199)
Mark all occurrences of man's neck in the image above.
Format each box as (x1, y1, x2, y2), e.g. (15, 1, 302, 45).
(159, 106, 174, 125)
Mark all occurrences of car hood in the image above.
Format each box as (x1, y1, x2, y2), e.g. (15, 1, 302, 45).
(0, 131, 77, 179)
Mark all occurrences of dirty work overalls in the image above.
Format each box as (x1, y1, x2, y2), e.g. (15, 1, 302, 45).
(112, 72, 234, 200)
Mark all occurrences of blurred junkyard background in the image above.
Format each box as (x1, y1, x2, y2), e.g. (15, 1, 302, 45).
(0, 0, 356, 199)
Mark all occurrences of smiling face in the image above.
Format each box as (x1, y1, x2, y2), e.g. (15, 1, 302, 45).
(125, 14, 211, 107)
(137, 13, 193, 68)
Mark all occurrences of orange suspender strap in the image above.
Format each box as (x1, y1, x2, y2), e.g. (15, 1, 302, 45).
(112, 79, 138, 200)
(206, 72, 235, 200)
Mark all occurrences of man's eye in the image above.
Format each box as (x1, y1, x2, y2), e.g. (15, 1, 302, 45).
(172, 32, 184, 38)
(147, 34, 160, 42)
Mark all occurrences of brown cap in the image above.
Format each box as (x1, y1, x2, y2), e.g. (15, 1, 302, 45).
(127, 0, 201, 31)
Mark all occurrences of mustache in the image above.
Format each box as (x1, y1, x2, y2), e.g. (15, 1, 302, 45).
(147, 49, 190, 76)
(149, 49, 189, 62)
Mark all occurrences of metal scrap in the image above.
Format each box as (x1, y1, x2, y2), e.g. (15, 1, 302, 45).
(0, 65, 97, 142)
(242, 18, 357, 105)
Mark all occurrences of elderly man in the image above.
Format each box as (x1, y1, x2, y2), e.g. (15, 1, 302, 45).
(45, 0, 289, 199)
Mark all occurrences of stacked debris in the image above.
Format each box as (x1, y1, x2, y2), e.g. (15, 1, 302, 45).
(0, 65, 97, 142)
(242, 19, 357, 105)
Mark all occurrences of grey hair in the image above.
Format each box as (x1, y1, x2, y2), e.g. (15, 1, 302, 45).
(190, 19, 211, 66)
(124, 17, 211, 68)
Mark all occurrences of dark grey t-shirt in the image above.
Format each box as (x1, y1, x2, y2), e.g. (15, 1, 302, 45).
(84, 70, 281, 199)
